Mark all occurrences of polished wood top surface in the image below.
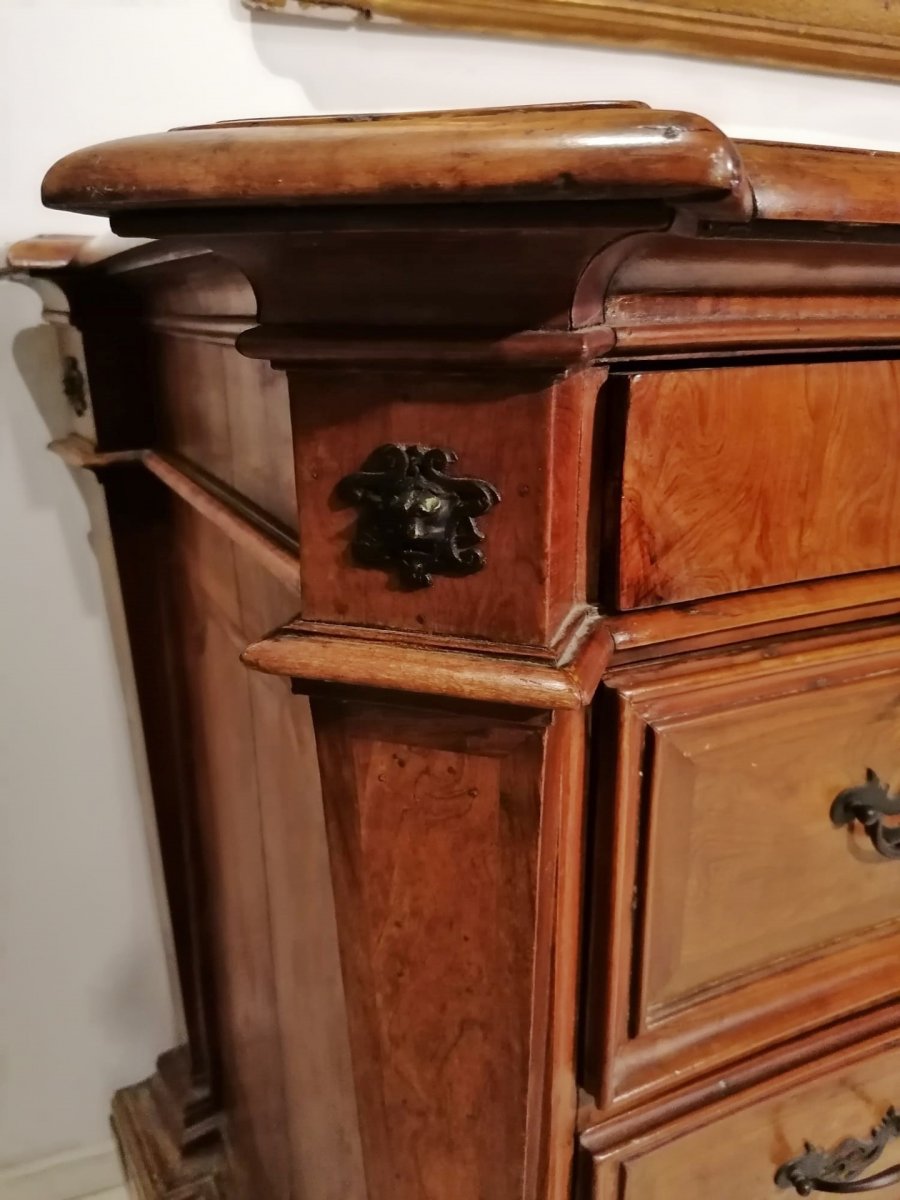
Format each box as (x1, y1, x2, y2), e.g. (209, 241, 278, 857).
(41, 102, 900, 231)
(42, 102, 750, 218)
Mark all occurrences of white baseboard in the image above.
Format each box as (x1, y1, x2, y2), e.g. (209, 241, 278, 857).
(0, 1141, 126, 1200)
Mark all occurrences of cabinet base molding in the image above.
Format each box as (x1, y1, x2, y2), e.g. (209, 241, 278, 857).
(112, 1054, 240, 1200)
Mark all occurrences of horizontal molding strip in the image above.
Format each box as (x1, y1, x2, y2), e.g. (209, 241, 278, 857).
(48, 435, 300, 593)
(242, 612, 612, 709)
(236, 324, 616, 369)
(146, 313, 253, 345)
(606, 567, 900, 661)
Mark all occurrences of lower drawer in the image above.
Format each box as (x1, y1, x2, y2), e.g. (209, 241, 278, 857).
(584, 625, 900, 1108)
(590, 1030, 900, 1200)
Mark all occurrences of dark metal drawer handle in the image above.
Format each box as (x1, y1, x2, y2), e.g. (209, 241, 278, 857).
(776, 1108, 900, 1194)
(831, 770, 900, 860)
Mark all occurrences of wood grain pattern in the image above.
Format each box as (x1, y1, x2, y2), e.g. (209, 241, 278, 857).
(20, 101, 900, 1200)
(155, 332, 297, 534)
(617, 360, 900, 608)
(584, 626, 900, 1112)
(605, 567, 900, 662)
(592, 1033, 900, 1200)
(289, 365, 604, 647)
(41, 104, 750, 220)
(310, 702, 544, 1200)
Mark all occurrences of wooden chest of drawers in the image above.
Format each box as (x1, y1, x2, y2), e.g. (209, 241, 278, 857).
(9, 103, 900, 1200)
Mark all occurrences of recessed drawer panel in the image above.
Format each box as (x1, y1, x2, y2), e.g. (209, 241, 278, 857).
(616, 360, 900, 609)
(592, 1031, 900, 1200)
(586, 628, 900, 1109)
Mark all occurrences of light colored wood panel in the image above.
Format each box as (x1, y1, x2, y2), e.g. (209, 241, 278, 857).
(221, 351, 296, 533)
(605, 1041, 900, 1200)
(586, 628, 900, 1109)
(618, 361, 900, 608)
(642, 669, 900, 1010)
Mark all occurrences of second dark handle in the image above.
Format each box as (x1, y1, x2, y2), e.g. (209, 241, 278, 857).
(830, 770, 900, 860)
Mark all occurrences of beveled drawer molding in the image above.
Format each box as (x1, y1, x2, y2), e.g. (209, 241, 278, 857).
(588, 1027, 900, 1200)
(11, 102, 900, 1200)
(583, 626, 900, 1113)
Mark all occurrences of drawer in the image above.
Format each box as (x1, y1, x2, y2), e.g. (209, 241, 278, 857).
(591, 1029, 900, 1200)
(615, 360, 900, 609)
(585, 627, 900, 1109)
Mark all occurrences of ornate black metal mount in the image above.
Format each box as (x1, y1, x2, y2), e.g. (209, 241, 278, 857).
(62, 355, 87, 417)
(336, 443, 500, 589)
(831, 769, 900, 860)
(775, 1108, 900, 1194)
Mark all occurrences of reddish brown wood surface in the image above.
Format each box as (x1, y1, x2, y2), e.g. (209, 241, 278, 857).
(313, 704, 539, 1200)
(617, 360, 900, 608)
(18, 102, 900, 1200)
(40, 104, 750, 218)
(242, 611, 612, 710)
(289, 365, 604, 647)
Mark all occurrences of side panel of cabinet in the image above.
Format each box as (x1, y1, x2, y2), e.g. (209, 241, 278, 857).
(108, 474, 366, 1200)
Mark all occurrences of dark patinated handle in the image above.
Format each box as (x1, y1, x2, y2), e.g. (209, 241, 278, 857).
(776, 1109, 900, 1195)
(831, 770, 900, 860)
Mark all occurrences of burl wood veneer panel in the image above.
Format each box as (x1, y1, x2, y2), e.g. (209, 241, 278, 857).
(617, 359, 900, 608)
(310, 701, 545, 1200)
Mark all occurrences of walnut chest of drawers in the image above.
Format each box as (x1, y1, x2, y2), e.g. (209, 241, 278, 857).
(11, 102, 900, 1200)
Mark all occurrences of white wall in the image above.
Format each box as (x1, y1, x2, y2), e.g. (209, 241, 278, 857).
(1, 0, 899, 1190)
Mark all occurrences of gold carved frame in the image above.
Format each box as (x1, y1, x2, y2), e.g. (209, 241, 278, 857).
(244, 0, 900, 82)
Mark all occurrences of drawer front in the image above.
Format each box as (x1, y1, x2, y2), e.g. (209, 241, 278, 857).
(586, 628, 900, 1108)
(592, 1033, 900, 1200)
(616, 360, 900, 609)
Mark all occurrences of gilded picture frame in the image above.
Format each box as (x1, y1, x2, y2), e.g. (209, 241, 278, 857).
(243, 0, 900, 83)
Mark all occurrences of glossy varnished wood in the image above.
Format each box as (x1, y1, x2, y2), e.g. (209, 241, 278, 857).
(40, 104, 750, 218)
(13, 103, 900, 1200)
(584, 625, 900, 1114)
(288, 365, 603, 646)
(616, 360, 900, 608)
(590, 1028, 900, 1200)
(311, 702, 543, 1199)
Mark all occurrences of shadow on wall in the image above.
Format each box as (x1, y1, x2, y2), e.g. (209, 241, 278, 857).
(1, 286, 105, 620)
(231, 0, 657, 114)
(230, 0, 900, 150)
